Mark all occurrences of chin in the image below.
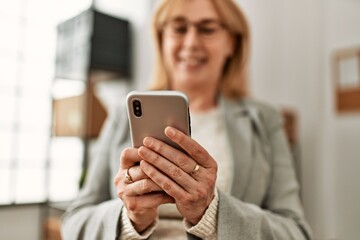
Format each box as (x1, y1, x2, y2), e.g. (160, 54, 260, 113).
(177, 78, 207, 89)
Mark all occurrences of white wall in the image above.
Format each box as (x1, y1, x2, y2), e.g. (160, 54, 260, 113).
(323, 0, 360, 239)
(237, 0, 360, 239)
(237, 0, 325, 237)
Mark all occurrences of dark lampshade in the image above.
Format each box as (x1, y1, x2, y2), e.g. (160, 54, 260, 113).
(55, 8, 131, 81)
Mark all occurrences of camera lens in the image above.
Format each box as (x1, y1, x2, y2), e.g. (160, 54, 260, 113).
(133, 100, 142, 117)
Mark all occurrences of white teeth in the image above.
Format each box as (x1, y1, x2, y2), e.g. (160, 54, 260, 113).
(180, 58, 203, 66)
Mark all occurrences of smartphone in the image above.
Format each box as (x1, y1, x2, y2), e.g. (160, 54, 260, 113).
(126, 91, 191, 152)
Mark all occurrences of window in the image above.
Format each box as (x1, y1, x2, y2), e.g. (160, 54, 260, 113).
(0, 0, 91, 204)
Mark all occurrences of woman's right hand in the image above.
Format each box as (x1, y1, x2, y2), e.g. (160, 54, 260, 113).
(114, 147, 175, 233)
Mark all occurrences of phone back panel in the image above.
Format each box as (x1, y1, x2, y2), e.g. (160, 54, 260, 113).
(126, 91, 191, 151)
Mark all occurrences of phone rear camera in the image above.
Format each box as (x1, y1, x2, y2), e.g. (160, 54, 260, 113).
(133, 100, 142, 117)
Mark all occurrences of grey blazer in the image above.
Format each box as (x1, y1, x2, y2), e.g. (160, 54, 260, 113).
(61, 96, 313, 240)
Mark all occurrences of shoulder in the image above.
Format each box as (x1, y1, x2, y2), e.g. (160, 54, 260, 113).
(242, 98, 284, 131)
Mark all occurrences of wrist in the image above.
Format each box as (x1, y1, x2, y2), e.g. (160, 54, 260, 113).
(185, 207, 207, 226)
(186, 193, 215, 225)
(128, 210, 157, 233)
(121, 207, 158, 239)
(131, 219, 155, 233)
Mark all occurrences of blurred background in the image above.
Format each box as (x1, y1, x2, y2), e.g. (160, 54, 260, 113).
(0, 0, 359, 239)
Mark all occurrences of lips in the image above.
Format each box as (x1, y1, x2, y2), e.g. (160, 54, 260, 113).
(178, 55, 207, 68)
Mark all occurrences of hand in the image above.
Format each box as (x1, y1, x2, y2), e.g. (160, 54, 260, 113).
(138, 127, 218, 225)
(114, 147, 175, 232)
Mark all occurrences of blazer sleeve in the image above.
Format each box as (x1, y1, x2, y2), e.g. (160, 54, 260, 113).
(217, 108, 313, 240)
(61, 106, 125, 240)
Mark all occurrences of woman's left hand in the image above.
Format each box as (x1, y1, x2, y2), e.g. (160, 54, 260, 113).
(138, 126, 218, 225)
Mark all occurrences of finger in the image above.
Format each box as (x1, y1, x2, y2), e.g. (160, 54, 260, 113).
(143, 137, 198, 174)
(165, 127, 214, 168)
(125, 178, 163, 196)
(124, 192, 175, 210)
(120, 147, 142, 168)
(138, 146, 197, 189)
(140, 160, 189, 200)
(126, 165, 148, 182)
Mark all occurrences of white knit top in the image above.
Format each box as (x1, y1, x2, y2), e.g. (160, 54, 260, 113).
(190, 107, 233, 193)
(120, 107, 233, 239)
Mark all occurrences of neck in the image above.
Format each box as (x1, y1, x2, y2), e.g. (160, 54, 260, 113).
(173, 85, 219, 113)
(188, 92, 218, 113)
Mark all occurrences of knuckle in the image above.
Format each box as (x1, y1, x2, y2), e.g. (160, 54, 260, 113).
(147, 168, 157, 179)
(183, 193, 194, 203)
(127, 200, 138, 211)
(203, 170, 217, 188)
(175, 155, 187, 168)
(154, 141, 164, 153)
(113, 175, 120, 185)
(196, 187, 207, 199)
(140, 179, 151, 193)
(177, 135, 186, 145)
(209, 163, 218, 176)
(162, 181, 172, 191)
(170, 167, 182, 179)
(117, 187, 125, 199)
(121, 147, 132, 160)
(212, 162, 218, 172)
(190, 147, 204, 159)
(135, 166, 146, 179)
(209, 176, 216, 187)
(152, 152, 161, 165)
(178, 194, 187, 203)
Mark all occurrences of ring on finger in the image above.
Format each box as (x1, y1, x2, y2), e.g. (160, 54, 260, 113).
(125, 168, 134, 183)
(191, 164, 200, 174)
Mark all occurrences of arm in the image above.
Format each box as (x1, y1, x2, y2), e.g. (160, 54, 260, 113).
(217, 109, 312, 240)
(61, 108, 125, 240)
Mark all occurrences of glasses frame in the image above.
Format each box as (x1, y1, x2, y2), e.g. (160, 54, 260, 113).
(161, 17, 228, 40)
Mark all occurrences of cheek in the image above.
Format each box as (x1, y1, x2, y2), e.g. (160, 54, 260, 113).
(210, 48, 230, 69)
(161, 41, 174, 78)
(162, 39, 178, 64)
(215, 35, 234, 61)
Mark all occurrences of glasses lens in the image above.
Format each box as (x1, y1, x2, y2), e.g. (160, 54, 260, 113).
(166, 20, 188, 37)
(164, 19, 224, 39)
(198, 22, 223, 37)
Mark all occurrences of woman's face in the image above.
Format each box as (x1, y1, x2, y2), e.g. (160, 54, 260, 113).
(161, 0, 233, 92)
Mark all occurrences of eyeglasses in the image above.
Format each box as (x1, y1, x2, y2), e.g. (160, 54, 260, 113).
(162, 18, 226, 40)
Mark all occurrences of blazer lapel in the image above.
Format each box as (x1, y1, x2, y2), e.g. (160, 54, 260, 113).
(220, 97, 255, 200)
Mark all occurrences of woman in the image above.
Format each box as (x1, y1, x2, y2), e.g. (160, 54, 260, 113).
(62, 0, 313, 239)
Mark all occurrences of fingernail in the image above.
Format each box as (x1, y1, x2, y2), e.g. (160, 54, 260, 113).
(166, 127, 175, 137)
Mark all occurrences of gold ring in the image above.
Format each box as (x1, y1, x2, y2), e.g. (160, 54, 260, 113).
(191, 164, 200, 174)
(125, 168, 133, 183)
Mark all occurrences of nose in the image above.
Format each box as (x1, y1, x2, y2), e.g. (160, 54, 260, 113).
(182, 25, 201, 48)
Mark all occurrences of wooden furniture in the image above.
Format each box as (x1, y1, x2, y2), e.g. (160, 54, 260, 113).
(52, 83, 107, 138)
(333, 46, 360, 113)
(282, 109, 301, 187)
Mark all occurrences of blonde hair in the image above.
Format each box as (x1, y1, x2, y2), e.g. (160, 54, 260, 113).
(150, 0, 251, 99)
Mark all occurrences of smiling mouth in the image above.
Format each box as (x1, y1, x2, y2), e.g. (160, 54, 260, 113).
(179, 57, 207, 67)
